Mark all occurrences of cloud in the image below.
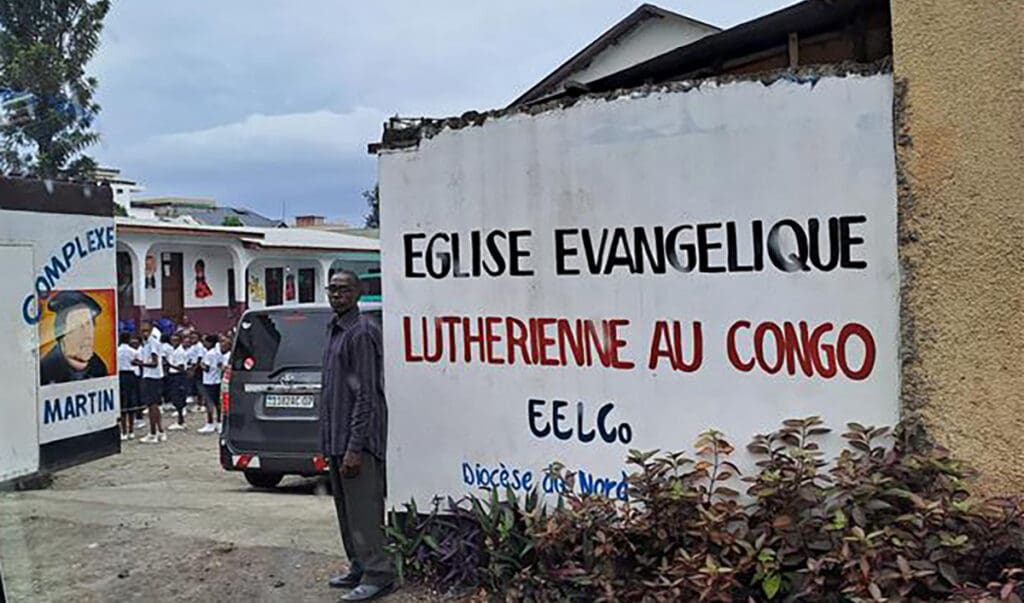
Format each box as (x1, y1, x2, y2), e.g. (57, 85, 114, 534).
(91, 0, 799, 220)
(135, 107, 387, 169)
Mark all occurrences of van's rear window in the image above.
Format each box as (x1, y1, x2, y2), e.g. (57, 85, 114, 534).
(232, 311, 332, 372)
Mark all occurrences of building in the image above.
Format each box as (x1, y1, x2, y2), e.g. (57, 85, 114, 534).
(890, 0, 1022, 495)
(93, 167, 144, 214)
(509, 3, 720, 107)
(376, 0, 1024, 494)
(115, 218, 379, 335)
(376, 0, 890, 151)
(293, 214, 366, 233)
(130, 197, 286, 228)
(531, 0, 891, 99)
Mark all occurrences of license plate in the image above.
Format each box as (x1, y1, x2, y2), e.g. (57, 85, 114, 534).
(265, 394, 316, 409)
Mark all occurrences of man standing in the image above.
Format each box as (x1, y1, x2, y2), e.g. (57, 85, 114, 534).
(321, 271, 394, 601)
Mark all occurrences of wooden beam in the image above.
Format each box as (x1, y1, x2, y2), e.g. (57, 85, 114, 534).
(788, 32, 799, 67)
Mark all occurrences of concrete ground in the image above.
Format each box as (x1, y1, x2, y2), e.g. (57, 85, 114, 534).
(0, 414, 437, 602)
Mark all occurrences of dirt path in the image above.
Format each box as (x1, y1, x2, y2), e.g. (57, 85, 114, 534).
(0, 417, 435, 602)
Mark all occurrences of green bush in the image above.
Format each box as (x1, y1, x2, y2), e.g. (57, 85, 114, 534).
(386, 417, 1024, 602)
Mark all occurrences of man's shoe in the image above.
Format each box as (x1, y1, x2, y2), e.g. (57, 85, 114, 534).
(328, 572, 363, 589)
(341, 583, 395, 601)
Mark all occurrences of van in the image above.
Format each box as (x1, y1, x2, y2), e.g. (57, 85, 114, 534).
(219, 302, 381, 488)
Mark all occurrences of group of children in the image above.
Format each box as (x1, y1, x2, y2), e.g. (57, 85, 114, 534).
(116, 320, 233, 444)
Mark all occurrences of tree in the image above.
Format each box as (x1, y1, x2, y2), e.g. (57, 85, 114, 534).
(0, 0, 110, 179)
(221, 216, 243, 227)
(363, 184, 379, 228)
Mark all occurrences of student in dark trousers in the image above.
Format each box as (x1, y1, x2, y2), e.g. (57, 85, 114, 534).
(117, 332, 141, 440)
(198, 334, 225, 434)
(165, 333, 188, 430)
(134, 321, 166, 444)
(321, 271, 394, 601)
(185, 332, 204, 409)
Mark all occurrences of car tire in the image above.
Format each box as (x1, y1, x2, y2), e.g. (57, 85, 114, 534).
(244, 471, 284, 489)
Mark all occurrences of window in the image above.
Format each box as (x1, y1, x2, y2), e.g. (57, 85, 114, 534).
(232, 309, 332, 372)
(227, 268, 237, 306)
(265, 267, 283, 306)
(298, 268, 316, 303)
(328, 257, 382, 300)
(116, 251, 134, 313)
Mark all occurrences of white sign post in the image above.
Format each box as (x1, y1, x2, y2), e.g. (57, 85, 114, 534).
(380, 74, 899, 505)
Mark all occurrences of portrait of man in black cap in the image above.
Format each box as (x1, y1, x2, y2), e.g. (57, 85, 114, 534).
(40, 290, 110, 385)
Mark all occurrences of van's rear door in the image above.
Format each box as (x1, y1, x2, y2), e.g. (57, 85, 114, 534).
(226, 309, 332, 455)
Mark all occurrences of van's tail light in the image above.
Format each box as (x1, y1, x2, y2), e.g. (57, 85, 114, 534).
(221, 367, 232, 415)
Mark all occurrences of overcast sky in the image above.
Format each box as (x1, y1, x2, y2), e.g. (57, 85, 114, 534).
(91, 1, 797, 226)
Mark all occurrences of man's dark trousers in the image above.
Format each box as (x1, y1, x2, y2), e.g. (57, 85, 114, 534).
(328, 453, 393, 587)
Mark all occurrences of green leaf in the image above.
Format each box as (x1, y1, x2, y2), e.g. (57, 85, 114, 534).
(938, 561, 959, 585)
(421, 534, 440, 551)
(763, 573, 782, 599)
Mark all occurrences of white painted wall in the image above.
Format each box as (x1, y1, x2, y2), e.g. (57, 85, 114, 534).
(144, 250, 161, 309)
(0, 210, 118, 450)
(115, 232, 246, 312)
(181, 246, 231, 308)
(109, 183, 142, 214)
(245, 258, 324, 309)
(380, 74, 900, 505)
(569, 19, 715, 86)
(0, 244, 40, 482)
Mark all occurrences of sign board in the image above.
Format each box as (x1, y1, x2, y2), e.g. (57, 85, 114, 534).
(0, 244, 39, 483)
(0, 178, 119, 478)
(380, 74, 899, 504)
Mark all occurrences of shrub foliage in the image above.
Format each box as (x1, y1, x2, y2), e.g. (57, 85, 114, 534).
(386, 417, 1024, 602)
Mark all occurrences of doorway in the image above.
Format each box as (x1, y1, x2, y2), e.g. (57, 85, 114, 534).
(116, 251, 134, 317)
(265, 267, 283, 306)
(161, 252, 184, 321)
(298, 268, 316, 303)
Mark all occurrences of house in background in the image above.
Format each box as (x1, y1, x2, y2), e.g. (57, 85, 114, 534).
(102, 174, 380, 334)
(509, 3, 720, 107)
(531, 0, 892, 100)
(378, 0, 891, 149)
(294, 214, 350, 231)
(116, 218, 379, 334)
(93, 166, 144, 214)
(130, 197, 286, 228)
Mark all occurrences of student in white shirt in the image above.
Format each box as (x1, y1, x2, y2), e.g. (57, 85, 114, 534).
(197, 335, 223, 434)
(133, 321, 166, 443)
(117, 332, 141, 441)
(165, 333, 189, 431)
(185, 332, 205, 408)
(160, 334, 175, 412)
(131, 334, 146, 429)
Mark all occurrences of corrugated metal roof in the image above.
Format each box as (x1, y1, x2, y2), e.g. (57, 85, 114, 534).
(509, 3, 720, 107)
(242, 228, 378, 251)
(187, 206, 286, 228)
(569, 0, 889, 95)
(116, 217, 378, 252)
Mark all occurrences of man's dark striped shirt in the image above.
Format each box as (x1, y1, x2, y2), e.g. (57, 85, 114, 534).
(319, 308, 387, 459)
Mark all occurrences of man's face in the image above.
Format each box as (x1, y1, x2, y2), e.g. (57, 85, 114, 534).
(61, 306, 96, 370)
(327, 274, 361, 314)
(170, 335, 181, 347)
(141, 324, 152, 340)
(219, 337, 231, 353)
